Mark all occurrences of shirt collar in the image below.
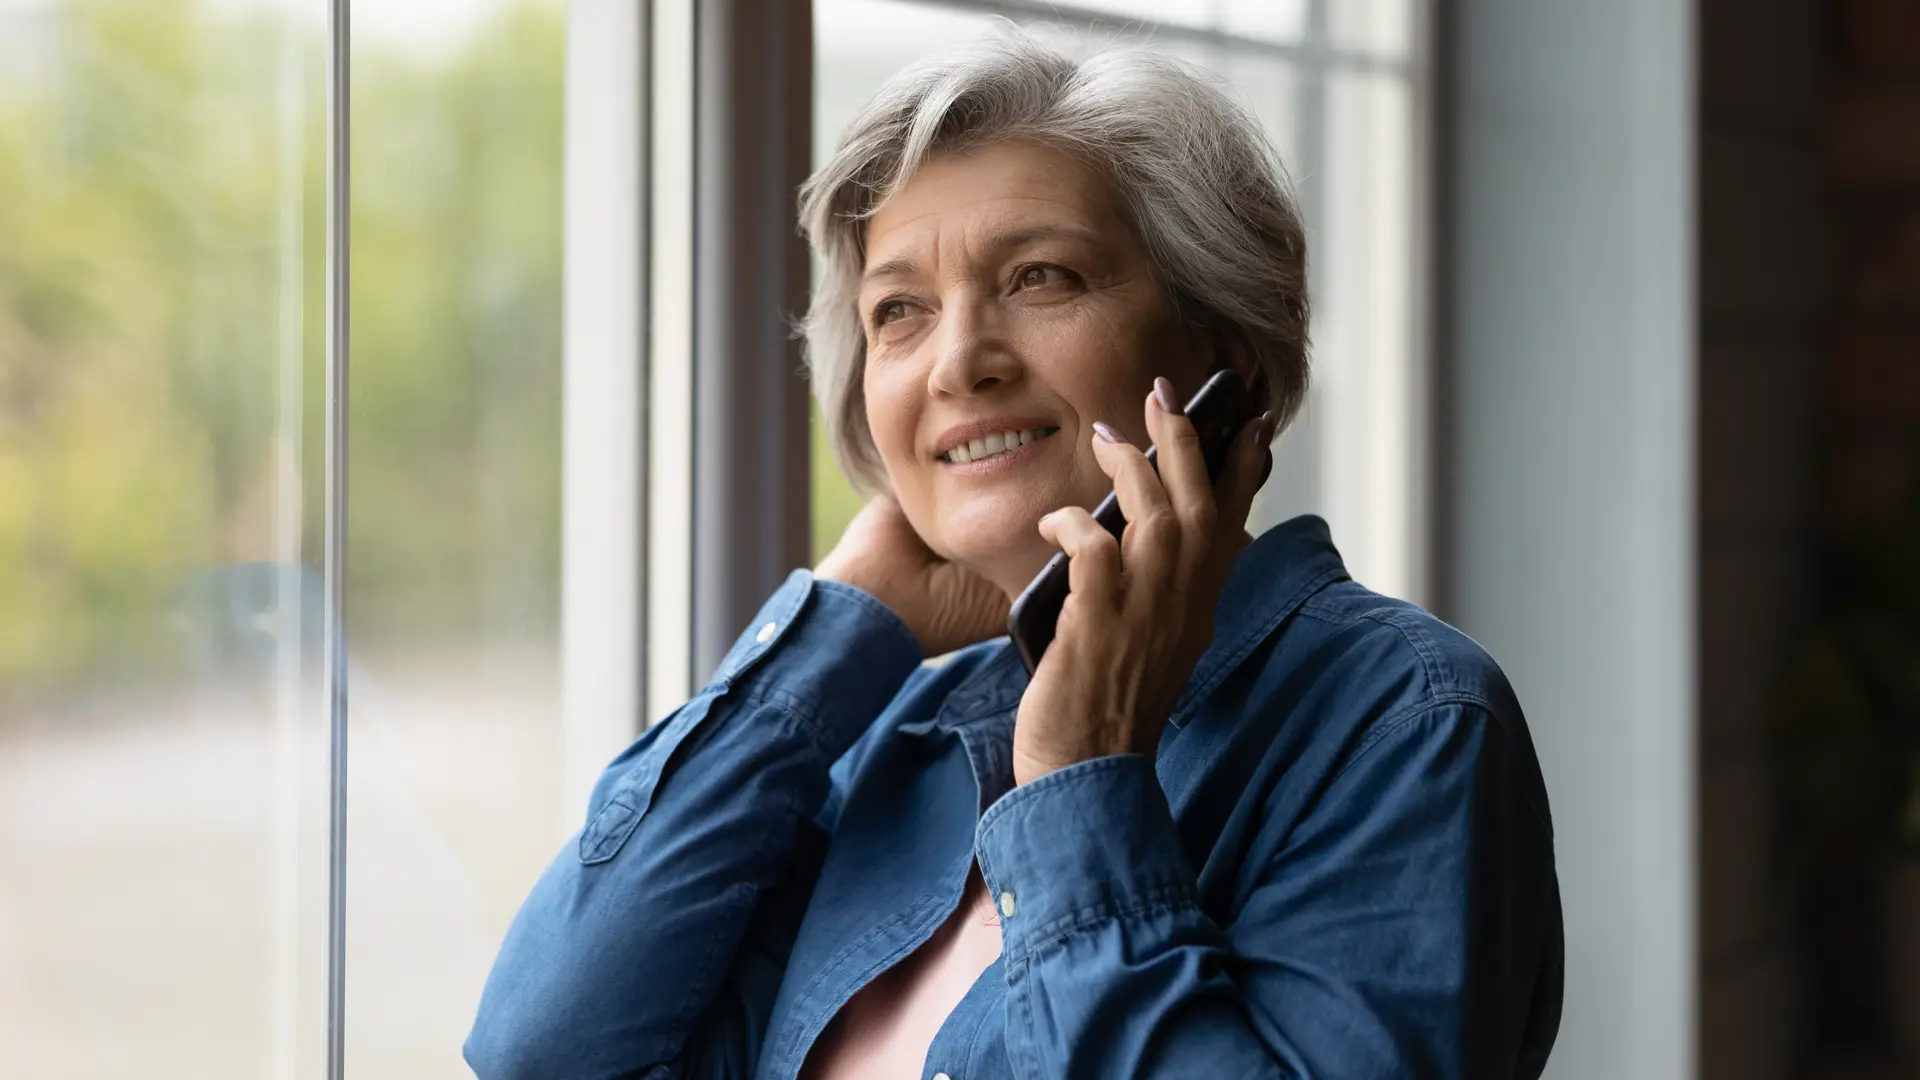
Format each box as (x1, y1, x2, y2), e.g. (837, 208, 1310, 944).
(1167, 513, 1349, 726)
(930, 514, 1350, 730)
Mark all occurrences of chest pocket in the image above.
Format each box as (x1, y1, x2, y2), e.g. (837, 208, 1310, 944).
(578, 690, 722, 865)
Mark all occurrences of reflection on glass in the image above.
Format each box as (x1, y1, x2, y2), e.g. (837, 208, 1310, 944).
(0, 1, 327, 1077)
(343, 1, 566, 1077)
(810, 0, 1416, 599)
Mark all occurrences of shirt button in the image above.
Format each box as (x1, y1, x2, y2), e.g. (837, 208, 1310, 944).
(932, 1074, 952, 1080)
(754, 622, 777, 643)
(998, 891, 1016, 918)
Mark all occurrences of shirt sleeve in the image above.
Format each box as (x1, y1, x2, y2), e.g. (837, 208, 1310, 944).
(464, 570, 924, 1080)
(971, 701, 1562, 1079)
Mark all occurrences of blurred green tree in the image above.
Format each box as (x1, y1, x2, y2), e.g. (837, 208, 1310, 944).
(0, 0, 565, 697)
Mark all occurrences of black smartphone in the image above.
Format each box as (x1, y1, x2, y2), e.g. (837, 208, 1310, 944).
(1007, 368, 1260, 676)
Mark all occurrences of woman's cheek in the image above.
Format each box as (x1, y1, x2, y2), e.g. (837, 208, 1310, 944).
(863, 358, 920, 464)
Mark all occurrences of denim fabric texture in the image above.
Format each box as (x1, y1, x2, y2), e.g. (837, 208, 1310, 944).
(465, 515, 1564, 1080)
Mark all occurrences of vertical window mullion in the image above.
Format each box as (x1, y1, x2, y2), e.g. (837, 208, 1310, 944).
(322, 1, 350, 1077)
(562, 0, 651, 814)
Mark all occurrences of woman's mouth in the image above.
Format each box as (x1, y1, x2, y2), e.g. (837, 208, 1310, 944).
(939, 426, 1059, 466)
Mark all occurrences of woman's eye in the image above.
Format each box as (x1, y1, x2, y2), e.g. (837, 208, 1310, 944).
(1015, 264, 1074, 290)
(874, 300, 911, 326)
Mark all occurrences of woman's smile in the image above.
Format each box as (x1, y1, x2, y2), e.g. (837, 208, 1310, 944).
(937, 425, 1061, 473)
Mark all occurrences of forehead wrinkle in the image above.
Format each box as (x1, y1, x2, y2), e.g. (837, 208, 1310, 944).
(863, 202, 1114, 293)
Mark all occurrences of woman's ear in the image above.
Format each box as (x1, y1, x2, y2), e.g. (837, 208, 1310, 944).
(1209, 332, 1269, 409)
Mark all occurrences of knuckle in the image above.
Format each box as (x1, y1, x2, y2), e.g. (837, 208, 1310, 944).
(1136, 508, 1180, 546)
(1077, 535, 1120, 574)
(1188, 500, 1218, 534)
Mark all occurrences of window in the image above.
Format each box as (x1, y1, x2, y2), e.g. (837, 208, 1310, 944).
(344, 2, 568, 1075)
(811, 0, 1425, 602)
(0, 1, 325, 1074)
(0, 1, 570, 1076)
(0, 1, 1422, 1074)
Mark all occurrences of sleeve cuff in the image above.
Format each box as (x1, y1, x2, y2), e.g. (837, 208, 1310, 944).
(704, 569, 924, 755)
(973, 754, 1200, 957)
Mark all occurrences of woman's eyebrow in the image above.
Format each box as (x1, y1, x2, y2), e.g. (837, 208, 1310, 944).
(862, 255, 921, 287)
(860, 224, 1107, 287)
(984, 223, 1105, 254)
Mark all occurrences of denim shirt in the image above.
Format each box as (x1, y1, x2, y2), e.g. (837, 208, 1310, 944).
(465, 515, 1563, 1079)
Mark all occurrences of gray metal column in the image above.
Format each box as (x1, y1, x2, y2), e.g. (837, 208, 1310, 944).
(690, 0, 815, 685)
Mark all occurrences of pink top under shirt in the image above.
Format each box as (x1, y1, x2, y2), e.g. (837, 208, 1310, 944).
(798, 863, 1004, 1079)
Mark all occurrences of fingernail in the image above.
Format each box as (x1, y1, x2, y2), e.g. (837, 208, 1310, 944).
(1153, 377, 1182, 416)
(1092, 420, 1128, 444)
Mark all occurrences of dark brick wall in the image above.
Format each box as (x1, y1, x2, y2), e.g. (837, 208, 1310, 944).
(1827, 0, 1920, 534)
(1796, 9, 1920, 1068)
(1697, 0, 1825, 1075)
(1698, 1, 1920, 1075)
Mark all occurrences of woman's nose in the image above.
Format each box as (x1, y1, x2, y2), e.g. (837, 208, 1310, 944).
(926, 296, 1021, 396)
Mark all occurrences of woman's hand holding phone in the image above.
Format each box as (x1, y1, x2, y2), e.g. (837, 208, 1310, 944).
(814, 494, 1010, 658)
(1012, 380, 1276, 787)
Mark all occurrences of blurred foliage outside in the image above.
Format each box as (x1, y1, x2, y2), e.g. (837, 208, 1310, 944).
(0, 0, 564, 699)
(811, 399, 863, 563)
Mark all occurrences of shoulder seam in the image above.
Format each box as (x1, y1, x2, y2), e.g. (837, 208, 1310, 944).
(1329, 696, 1555, 833)
(1297, 597, 1466, 698)
(1330, 692, 1500, 789)
(1170, 564, 1347, 725)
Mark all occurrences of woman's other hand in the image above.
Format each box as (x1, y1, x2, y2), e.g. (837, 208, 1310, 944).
(1012, 378, 1277, 786)
(815, 494, 1010, 658)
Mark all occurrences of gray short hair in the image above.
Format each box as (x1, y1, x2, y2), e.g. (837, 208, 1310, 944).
(800, 26, 1311, 492)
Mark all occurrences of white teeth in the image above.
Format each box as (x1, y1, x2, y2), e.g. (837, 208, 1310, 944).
(943, 426, 1059, 463)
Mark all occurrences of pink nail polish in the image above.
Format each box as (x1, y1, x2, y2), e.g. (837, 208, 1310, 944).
(1153, 377, 1182, 416)
(1092, 421, 1127, 444)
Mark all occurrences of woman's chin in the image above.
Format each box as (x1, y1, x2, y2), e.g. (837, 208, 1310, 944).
(920, 476, 1096, 593)
(938, 529, 1055, 599)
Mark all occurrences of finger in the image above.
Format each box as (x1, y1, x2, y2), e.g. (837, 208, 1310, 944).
(1089, 422, 1179, 589)
(1208, 410, 1276, 573)
(1038, 506, 1123, 615)
(1146, 378, 1215, 582)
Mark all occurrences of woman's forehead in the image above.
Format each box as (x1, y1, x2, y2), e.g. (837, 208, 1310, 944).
(862, 141, 1130, 274)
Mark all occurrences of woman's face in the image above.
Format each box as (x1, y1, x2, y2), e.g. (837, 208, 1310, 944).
(859, 139, 1220, 598)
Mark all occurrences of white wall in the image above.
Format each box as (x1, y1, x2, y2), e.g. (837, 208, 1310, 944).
(1444, 2, 1697, 1077)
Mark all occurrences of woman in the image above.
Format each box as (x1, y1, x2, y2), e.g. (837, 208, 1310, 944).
(467, 29, 1561, 1080)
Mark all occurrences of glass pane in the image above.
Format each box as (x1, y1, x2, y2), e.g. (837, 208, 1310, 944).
(1258, 69, 1414, 597)
(1327, 0, 1414, 60)
(0, 2, 328, 1078)
(810, 1, 1418, 599)
(344, 1, 566, 1076)
(1032, 0, 1411, 59)
(1068, 0, 1311, 48)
